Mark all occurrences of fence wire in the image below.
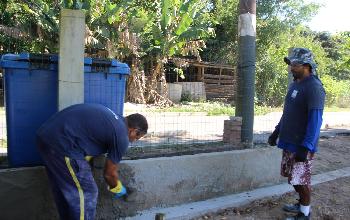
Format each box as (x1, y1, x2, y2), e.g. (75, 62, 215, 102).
(0, 3, 278, 162)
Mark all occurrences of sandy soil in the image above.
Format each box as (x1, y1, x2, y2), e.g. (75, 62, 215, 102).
(194, 177, 350, 220)
(313, 135, 350, 174)
(194, 134, 350, 220)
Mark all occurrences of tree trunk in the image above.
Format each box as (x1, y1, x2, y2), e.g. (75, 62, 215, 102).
(145, 57, 173, 106)
(127, 56, 146, 103)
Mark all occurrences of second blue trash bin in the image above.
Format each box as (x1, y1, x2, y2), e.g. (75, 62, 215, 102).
(84, 57, 130, 115)
(1, 53, 130, 167)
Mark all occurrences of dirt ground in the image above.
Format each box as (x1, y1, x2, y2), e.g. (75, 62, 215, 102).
(194, 134, 350, 220)
(313, 134, 350, 174)
(194, 177, 350, 220)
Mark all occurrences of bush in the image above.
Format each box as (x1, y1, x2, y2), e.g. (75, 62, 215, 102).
(180, 92, 192, 102)
(321, 75, 350, 107)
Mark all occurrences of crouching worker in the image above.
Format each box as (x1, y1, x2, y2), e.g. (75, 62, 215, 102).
(36, 103, 148, 220)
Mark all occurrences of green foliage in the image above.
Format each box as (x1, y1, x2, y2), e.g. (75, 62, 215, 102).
(180, 92, 192, 102)
(200, 0, 239, 63)
(202, 0, 320, 64)
(256, 0, 320, 51)
(256, 27, 330, 106)
(2, 0, 350, 108)
(0, 0, 59, 53)
(141, 0, 215, 58)
(315, 32, 350, 80)
(321, 75, 350, 107)
(151, 101, 284, 116)
(153, 101, 234, 116)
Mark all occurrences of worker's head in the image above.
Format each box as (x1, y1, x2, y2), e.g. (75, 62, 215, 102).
(125, 113, 148, 142)
(284, 48, 316, 80)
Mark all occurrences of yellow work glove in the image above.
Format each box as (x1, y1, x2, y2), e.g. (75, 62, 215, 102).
(109, 180, 127, 199)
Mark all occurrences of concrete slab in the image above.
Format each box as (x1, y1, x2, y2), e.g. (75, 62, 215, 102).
(0, 167, 58, 220)
(93, 147, 283, 218)
(0, 146, 282, 219)
(127, 167, 350, 220)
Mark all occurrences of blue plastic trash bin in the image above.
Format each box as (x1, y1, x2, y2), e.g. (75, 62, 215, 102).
(0, 54, 130, 167)
(84, 57, 130, 115)
(0, 53, 58, 167)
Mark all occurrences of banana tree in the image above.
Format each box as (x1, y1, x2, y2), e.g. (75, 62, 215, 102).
(141, 0, 215, 104)
(0, 0, 61, 53)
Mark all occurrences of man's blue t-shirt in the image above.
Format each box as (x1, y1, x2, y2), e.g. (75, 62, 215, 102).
(278, 75, 325, 146)
(37, 104, 129, 164)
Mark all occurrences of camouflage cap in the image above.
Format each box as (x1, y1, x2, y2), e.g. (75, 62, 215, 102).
(284, 48, 317, 74)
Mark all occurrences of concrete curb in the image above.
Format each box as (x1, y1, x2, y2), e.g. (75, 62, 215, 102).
(126, 167, 350, 220)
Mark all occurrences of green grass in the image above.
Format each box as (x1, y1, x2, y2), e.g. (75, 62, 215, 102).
(254, 106, 282, 115)
(151, 102, 234, 116)
(150, 101, 350, 116)
(0, 139, 7, 148)
(324, 106, 350, 112)
(150, 102, 283, 116)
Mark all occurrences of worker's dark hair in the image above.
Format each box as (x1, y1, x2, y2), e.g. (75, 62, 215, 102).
(125, 113, 148, 134)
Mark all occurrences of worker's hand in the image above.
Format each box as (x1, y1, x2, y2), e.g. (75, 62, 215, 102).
(268, 129, 279, 146)
(109, 180, 127, 199)
(295, 146, 308, 162)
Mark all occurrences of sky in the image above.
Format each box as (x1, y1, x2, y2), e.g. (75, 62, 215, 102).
(306, 0, 350, 33)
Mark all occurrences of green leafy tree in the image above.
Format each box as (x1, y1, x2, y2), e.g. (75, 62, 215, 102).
(255, 27, 330, 106)
(135, 0, 215, 104)
(315, 31, 350, 80)
(0, 0, 60, 53)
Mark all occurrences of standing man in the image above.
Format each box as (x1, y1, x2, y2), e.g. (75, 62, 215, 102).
(36, 103, 148, 220)
(268, 48, 325, 220)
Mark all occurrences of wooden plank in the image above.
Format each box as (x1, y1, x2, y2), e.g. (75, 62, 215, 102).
(206, 84, 235, 87)
(204, 79, 235, 84)
(206, 90, 234, 93)
(205, 89, 234, 93)
(204, 74, 234, 79)
(190, 62, 235, 70)
(205, 84, 235, 87)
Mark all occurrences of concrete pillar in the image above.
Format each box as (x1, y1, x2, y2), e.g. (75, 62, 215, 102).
(58, 9, 85, 110)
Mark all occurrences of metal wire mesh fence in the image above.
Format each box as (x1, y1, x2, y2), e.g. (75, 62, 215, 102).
(0, 3, 280, 162)
(125, 104, 280, 149)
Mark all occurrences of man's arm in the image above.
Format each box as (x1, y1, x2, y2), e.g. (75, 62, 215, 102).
(104, 158, 127, 199)
(104, 158, 119, 188)
(296, 83, 325, 161)
(302, 109, 323, 151)
(295, 109, 323, 162)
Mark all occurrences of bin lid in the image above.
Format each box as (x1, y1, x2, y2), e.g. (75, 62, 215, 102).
(1, 53, 58, 62)
(0, 53, 130, 75)
(0, 53, 58, 69)
(84, 57, 130, 75)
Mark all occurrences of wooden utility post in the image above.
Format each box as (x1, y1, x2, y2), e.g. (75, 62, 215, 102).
(235, 0, 256, 146)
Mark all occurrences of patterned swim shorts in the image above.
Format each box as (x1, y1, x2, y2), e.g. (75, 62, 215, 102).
(280, 149, 313, 185)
